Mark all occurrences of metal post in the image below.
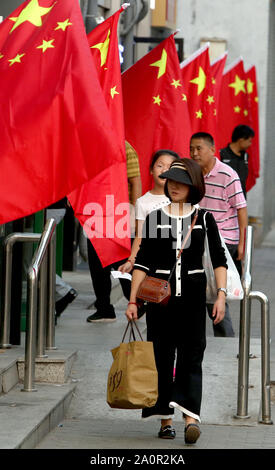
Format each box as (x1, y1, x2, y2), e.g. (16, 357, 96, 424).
(85, 0, 98, 33)
(46, 230, 57, 350)
(235, 225, 273, 424)
(235, 226, 253, 418)
(0, 233, 41, 348)
(22, 268, 38, 392)
(122, 4, 135, 71)
(22, 219, 56, 392)
(249, 291, 273, 424)
(36, 255, 48, 358)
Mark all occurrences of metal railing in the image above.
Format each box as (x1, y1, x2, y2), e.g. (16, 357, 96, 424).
(235, 225, 273, 424)
(0, 218, 57, 392)
(22, 218, 56, 392)
(0, 232, 41, 348)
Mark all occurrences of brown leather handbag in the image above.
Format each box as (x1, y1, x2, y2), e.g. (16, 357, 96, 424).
(136, 210, 198, 306)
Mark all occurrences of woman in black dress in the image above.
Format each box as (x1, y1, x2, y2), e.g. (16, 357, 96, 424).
(126, 158, 227, 444)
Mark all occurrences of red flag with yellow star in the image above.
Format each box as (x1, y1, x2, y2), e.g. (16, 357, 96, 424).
(216, 57, 250, 151)
(210, 51, 228, 110)
(0, 0, 123, 225)
(122, 34, 191, 193)
(180, 43, 218, 146)
(68, 5, 131, 267)
(245, 65, 260, 191)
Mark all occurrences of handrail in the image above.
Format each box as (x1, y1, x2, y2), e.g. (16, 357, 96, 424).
(0, 233, 41, 348)
(235, 225, 273, 424)
(22, 218, 56, 392)
(46, 229, 57, 351)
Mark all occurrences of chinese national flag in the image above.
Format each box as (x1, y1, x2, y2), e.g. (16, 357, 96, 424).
(68, 6, 131, 267)
(180, 43, 218, 146)
(245, 65, 260, 191)
(210, 52, 228, 110)
(122, 34, 192, 193)
(216, 57, 250, 152)
(0, 0, 123, 224)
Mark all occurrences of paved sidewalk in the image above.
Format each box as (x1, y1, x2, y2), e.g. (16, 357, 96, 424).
(36, 240, 275, 451)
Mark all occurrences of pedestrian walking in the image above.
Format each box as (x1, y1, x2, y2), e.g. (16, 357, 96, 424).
(126, 158, 227, 444)
(190, 132, 247, 337)
(86, 141, 142, 323)
(220, 124, 255, 199)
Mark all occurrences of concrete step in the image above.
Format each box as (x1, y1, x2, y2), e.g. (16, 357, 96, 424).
(17, 349, 77, 384)
(0, 346, 78, 448)
(0, 381, 77, 448)
(0, 348, 21, 394)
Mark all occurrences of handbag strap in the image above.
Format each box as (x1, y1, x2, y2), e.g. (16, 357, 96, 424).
(167, 209, 198, 283)
(122, 320, 143, 342)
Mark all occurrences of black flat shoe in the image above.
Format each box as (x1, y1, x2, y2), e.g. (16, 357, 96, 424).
(184, 423, 201, 444)
(56, 288, 78, 317)
(158, 425, 176, 440)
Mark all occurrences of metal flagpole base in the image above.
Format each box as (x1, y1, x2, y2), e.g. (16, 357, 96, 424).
(21, 387, 38, 392)
(234, 414, 251, 419)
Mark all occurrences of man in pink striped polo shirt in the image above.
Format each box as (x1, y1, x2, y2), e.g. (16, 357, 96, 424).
(190, 132, 248, 337)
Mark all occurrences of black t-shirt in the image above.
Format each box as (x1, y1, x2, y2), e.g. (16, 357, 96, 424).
(220, 145, 248, 198)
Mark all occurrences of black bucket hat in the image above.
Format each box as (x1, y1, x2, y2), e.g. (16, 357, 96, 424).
(159, 160, 193, 186)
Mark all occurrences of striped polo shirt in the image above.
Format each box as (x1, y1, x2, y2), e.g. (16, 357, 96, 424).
(199, 157, 247, 245)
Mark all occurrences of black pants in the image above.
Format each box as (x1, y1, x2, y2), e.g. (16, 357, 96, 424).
(142, 296, 206, 421)
(87, 240, 131, 314)
(207, 243, 241, 337)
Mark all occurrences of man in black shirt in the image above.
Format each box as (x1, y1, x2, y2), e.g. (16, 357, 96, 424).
(220, 124, 255, 199)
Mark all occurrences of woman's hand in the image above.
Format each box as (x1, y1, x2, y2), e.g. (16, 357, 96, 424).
(125, 303, 138, 321)
(118, 259, 133, 274)
(212, 294, 226, 324)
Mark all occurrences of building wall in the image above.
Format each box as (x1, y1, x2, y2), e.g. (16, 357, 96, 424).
(263, 0, 275, 234)
(0, 0, 22, 17)
(176, 0, 274, 241)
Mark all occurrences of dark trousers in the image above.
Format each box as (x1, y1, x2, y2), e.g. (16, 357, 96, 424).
(142, 296, 206, 420)
(87, 240, 130, 314)
(207, 243, 241, 337)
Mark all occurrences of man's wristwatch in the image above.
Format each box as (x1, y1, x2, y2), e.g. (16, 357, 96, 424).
(217, 287, 227, 297)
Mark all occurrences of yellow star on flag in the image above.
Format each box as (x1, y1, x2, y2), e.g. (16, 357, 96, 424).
(228, 74, 246, 96)
(91, 30, 110, 67)
(212, 77, 216, 85)
(190, 67, 206, 95)
(247, 78, 254, 94)
(171, 79, 182, 89)
(195, 109, 203, 119)
(206, 95, 215, 105)
(243, 109, 248, 116)
(182, 93, 187, 101)
(234, 105, 241, 113)
(9, 0, 55, 33)
(0, 53, 3, 59)
(254, 96, 259, 103)
(8, 53, 25, 66)
(37, 39, 55, 53)
(55, 18, 72, 32)
(213, 109, 217, 116)
(153, 95, 161, 106)
(110, 86, 119, 99)
(150, 49, 167, 79)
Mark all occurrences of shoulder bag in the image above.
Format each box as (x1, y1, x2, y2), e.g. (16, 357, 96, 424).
(202, 211, 244, 302)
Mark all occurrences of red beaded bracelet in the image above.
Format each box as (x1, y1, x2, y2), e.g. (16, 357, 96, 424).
(128, 302, 137, 307)
(127, 259, 134, 267)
